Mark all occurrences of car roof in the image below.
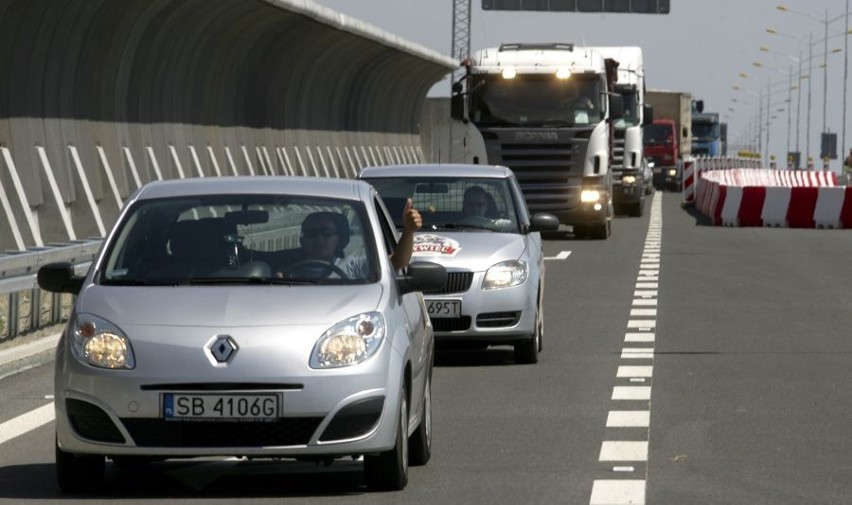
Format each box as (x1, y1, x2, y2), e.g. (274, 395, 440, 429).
(132, 176, 370, 201)
(359, 163, 514, 179)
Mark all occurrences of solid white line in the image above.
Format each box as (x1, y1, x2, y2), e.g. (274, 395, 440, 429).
(606, 411, 650, 428)
(0, 403, 55, 445)
(544, 250, 572, 260)
(600, 441, 648, 461)
(590, 480, 646, 505)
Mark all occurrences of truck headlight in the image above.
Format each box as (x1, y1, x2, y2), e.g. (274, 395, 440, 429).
(668, 169, 677, 177)
(310, 312, 385, 369)
(622, 175, 636, 185)
(580, 189, 601, 203)
(482, 260, 528, 290)
(71, 313, 135, 369)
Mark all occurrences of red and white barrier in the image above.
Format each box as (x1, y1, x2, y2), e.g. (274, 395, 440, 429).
(695, 169, 852, 228)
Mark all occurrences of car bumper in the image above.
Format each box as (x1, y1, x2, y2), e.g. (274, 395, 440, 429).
(54, 331, 405, 458)
(425, 275, 536, 344)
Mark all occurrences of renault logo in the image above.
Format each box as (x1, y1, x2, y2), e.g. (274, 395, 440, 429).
(207, 335, 238, 364)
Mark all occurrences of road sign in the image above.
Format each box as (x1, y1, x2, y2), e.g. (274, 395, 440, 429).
(481, 0, 670, 13)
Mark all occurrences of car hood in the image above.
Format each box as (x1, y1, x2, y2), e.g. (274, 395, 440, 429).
(411, 231, 526, 271)
(76, 284, 384, 327)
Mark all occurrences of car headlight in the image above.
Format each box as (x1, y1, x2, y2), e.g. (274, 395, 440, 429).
(71, 313, 135, 369)
(310, 312, 385, 369)
(580, 189, 601, 203)
(622, 175, 636, 184)
(668, 169, 677, 177)
(482, 260, 528, 290)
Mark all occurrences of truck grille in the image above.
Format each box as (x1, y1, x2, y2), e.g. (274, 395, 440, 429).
(481, 128, 588, 213)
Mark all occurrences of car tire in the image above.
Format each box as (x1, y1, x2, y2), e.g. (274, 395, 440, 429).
(364, 384, 409, 491)
(514, 302, 541, 364)
(408, 362, 432, 467)
(56, 437, 104, 494)
(589, 221, 610, 240)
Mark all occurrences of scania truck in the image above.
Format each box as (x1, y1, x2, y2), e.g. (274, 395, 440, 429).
(589, 46, 652, 216)
(450, 43, 623, 239)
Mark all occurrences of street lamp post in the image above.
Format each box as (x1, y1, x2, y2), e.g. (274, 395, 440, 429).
(777, 4, 852, 170)
(753, 59, 796, 163)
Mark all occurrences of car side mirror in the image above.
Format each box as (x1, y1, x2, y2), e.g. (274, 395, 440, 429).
(38, 262, 85, 294)
(528, 213, 560, 233)
(398, 261, 447, 294)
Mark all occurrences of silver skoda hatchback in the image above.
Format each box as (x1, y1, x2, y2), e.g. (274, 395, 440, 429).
(359, 164, 559, 364)
(38, 176, 446, 493)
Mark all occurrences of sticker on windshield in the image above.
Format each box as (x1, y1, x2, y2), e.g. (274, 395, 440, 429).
(412, 234, 461, 257)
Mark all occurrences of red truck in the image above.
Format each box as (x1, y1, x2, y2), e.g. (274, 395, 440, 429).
(644, 90, 692, 191)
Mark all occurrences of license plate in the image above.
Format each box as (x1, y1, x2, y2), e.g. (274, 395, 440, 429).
(163, 393, 279, 421)
(426, 299, 461, 318)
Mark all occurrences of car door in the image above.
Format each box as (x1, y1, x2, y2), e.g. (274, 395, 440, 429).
(372, 194, 431, 402)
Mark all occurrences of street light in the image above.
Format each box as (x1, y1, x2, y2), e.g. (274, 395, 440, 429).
(776, 4, 852, 168)
(737, 73, 789, 164)
(753, 59, 796, 165)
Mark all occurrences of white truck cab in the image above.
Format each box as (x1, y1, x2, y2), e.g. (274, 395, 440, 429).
(451, 43, 623, 239)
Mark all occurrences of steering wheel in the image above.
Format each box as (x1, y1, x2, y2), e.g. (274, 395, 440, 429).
(281, 259, 348, 280)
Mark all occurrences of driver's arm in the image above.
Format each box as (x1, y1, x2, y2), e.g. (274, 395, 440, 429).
(391, 198, 422, 270)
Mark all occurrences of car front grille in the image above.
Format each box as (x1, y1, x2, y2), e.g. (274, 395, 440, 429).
(121, 418, 323, 447)
(426, 271, 473, 294)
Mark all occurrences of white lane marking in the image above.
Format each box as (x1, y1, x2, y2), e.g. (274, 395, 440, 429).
(612, 386, 651, 400)
(621, 349, 654, 359)
(0, 403, 54, 445)
(629, 308, 657, 317)
(635, 282, 658, 289)
(600, 441, 648, 461)
(590, 480, 646, 505)
(625, 332, 655, 342)
(634, 290, 657, 298)
(632, 299, 657, 306)
(627, 320, 656, 329)
(606, 411, 650, 428)
(613, 466, 636, 473)
(544, 250, 572, 260)
(617, 366, 653, 378)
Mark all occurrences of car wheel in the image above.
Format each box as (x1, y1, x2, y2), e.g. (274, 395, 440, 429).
(364, 384, 409, 491)
(514, 304, 541, 364)
(56, 437, 104, 493)
(589, 221, 610, 240)
(408, 362, 432, 466)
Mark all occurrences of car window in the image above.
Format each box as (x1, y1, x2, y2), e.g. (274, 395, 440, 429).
(98, 194, 378, 285)
(364, 176, 521, 233)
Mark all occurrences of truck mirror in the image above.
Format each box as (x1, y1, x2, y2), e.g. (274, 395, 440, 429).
(608, 94, 624, 120)
(450, 94, 465, 121)
(643, 104, 653, 125)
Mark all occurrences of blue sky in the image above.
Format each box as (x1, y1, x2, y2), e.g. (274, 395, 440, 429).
(315, 0, 851, 170)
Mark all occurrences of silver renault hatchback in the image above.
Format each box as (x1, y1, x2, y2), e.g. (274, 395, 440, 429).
(359, 164, 559, 364)
(38, 176, 446, 493)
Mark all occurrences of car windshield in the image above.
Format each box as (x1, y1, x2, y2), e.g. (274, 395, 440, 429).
(99, 194, 378, 285)
(365, 176, 521, 233)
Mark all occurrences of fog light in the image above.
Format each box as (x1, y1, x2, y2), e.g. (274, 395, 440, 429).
(594, 203, 602, 211)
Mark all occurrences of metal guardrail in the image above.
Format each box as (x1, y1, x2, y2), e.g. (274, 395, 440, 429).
(0, 239, 101, 341)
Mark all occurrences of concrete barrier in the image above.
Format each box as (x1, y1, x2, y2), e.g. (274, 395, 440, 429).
(696, 169, 851, 229)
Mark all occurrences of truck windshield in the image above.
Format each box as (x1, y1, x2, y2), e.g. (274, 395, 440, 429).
(644, 124, 673, 144)
(470, 74, 603, 127)
(692, 122, 720, 141)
